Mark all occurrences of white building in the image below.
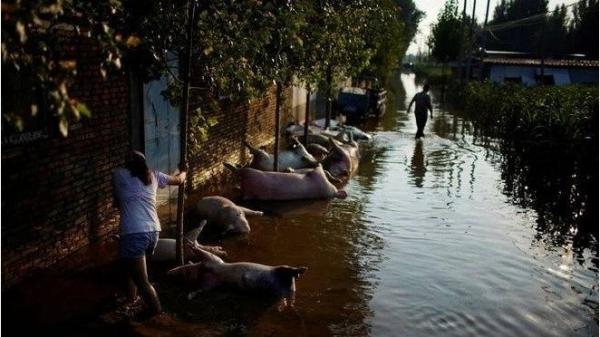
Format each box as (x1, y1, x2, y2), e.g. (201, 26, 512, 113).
(480, 52, 598, 86)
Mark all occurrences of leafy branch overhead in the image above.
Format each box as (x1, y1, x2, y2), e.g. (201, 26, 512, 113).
(2, 0, 423, 137)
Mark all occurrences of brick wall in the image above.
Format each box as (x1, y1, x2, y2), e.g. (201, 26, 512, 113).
(185, 86, 292, 194)
(1, 39, 291, 289)
(1, 32, 131, 288)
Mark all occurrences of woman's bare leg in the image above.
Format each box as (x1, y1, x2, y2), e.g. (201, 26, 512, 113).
(124, 256, 161, 315)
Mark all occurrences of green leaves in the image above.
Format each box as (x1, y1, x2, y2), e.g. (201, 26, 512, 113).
(2, 0, 127, 136)
(461, 82, 598, 154)
(428, 0, 468, 63)
(3, 0, 422, 138)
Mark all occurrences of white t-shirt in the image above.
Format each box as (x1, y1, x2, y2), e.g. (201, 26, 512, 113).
(112, 168, 169, 235)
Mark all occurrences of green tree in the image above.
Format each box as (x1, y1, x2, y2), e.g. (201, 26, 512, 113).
(569, 0, 598, 58)
(428, 0, 466, 63)
(1, 0, 130, 136)
(487, 0, 549, 52)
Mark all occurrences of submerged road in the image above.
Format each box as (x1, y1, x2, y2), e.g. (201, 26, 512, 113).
(152, 73, 598, 337)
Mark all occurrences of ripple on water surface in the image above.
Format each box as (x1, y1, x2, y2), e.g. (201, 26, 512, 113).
(157, 73, 597, 337)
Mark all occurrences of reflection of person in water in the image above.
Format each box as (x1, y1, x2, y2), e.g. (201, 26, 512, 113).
(410, 140, 426, 188)
(407, 84, 433, 138)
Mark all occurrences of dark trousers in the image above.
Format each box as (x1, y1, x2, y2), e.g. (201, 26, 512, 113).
(415, 111, 428, 138)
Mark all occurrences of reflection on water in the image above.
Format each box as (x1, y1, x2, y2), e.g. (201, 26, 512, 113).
(409, 140, 426, 188)
(14, 72, 596, 337)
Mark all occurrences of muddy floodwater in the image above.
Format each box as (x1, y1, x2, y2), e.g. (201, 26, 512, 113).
(151, 73, 599, 337)
(8, 73, 597, 337)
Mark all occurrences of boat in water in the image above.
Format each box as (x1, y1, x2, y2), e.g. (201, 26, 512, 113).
(335, 76, 386, 122)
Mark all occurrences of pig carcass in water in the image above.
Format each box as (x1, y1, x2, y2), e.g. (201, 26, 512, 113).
(224, 163, 347, 201)
(244, 138, 318, 172)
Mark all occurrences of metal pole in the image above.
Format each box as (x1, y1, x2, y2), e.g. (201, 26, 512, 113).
(480, 0, 491, 81)
(175, 0, 196, 266)
(304, 84, 310, 146)
(273, 82, 282, 171)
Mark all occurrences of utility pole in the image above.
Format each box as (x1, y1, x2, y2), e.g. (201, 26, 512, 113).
(176, 0, 196, 266)
(480, 0, 491, 81)
(483, 0, 490, 27)
(461, 0, 468, 81)
(466, 0, 477, 81)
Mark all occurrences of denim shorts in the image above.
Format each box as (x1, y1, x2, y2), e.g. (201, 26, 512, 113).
(119, 231, 160, 259)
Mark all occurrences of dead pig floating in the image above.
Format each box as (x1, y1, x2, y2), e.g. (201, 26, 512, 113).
(195, 196, 263, 236)
(224, 163, 347, 201)
(286, 120, 372, 142)
(244, 137, 318, 172)
(152, 220, 227, 263)
(168, 260, 307, 300)
(322, 133, 361, 179)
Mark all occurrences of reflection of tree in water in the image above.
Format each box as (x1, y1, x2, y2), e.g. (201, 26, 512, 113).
(409, 140, 426, 188)
(355, 142, 389, 193)
(499, 143, 598, 255)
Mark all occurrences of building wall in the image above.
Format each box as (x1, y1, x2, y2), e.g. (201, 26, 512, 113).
(185, 86, 291, 194)
(1, 39, 285, 289)
(1, 33, 130, 288)
(488, 64, 598, 86)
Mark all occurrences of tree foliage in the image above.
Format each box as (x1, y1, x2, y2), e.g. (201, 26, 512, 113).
(487, 0, 598, 58)
(428, 0, 467, 63)
(1, 0, 129, 136)
(2, 0, 422, 137)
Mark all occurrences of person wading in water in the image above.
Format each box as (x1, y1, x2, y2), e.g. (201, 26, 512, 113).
(112, 151, 186, 317)
(407, 83, 433, 138)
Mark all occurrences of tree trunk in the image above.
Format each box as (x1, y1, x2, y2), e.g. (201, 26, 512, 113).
(325, 65, 332, 129)
(304, 84, 310, 146)
(273, 82, 282, 171)
(175, 0, 196, 266)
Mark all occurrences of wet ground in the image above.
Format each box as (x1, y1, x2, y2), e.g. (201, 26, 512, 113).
(5, 73, 598, 337)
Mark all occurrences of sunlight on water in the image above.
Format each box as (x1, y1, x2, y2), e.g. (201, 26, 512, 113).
(152, 73, 598, 337)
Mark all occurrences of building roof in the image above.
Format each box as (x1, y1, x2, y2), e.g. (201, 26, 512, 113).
(482, 57, 598, 68)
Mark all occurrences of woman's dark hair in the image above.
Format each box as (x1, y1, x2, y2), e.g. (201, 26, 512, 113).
(423, 84, 430, 92)
(126, 151, 152, 185)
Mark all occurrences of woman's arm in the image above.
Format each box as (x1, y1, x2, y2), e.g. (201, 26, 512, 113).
(165, 171, 187, 186)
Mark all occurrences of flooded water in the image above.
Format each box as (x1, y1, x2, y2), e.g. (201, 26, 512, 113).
(8, 73, 596, 337)
(151, 73, 598, 337)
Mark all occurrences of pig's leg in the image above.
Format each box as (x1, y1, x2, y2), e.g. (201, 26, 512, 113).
(324, 170, 342, 184)
(238, 206, 263, 216)
(197, 244, 227, 258)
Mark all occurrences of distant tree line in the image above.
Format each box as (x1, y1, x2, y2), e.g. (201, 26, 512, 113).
(427, 0, 598, 65)
(488, 0, 599, 58)
(1, 0, 423, 136)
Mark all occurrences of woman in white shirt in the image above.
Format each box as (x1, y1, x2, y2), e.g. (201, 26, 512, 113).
(112, 151, 186, 316)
